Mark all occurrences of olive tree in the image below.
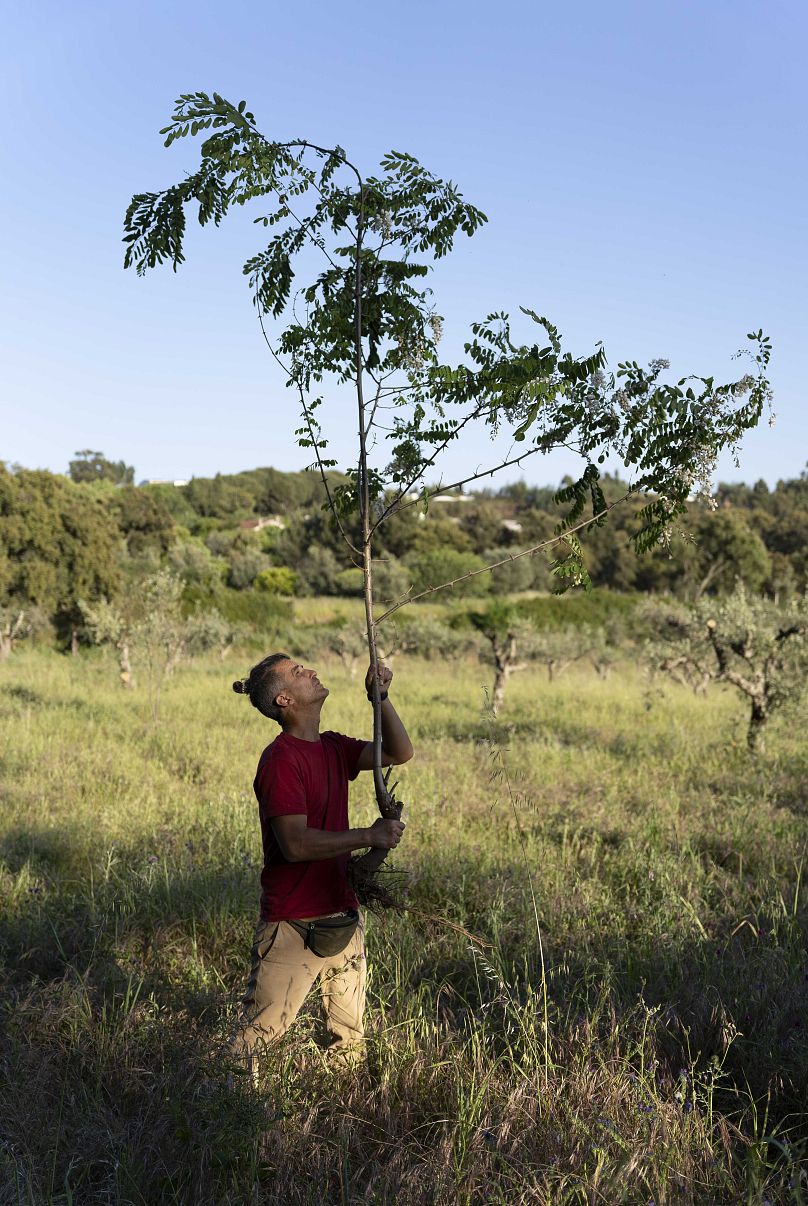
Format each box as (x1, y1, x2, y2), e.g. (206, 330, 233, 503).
(80, 596, 136, 688)
(467, 603, 535, 714)
(0, 609, 29, 661)
(469, 604, 610, 712)
(586, 621, 626, 680)
(643, 587, 808, 751)
(82, 572, 244, 710)
(125, 92, 771, 893)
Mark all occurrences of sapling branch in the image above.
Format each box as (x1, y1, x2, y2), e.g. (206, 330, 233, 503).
(374, 491, 631, 626)
(256, 306, 361, 559)
(373, 400, 493, 527)
(374, 437, 593, 531)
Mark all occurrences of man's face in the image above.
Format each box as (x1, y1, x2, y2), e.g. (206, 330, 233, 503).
(277, 659, 329, 710)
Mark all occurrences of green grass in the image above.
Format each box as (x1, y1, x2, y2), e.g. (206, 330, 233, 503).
(1, 638, 807, 1204)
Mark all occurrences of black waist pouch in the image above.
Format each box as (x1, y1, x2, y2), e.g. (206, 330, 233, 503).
(287, 909, 359, 958)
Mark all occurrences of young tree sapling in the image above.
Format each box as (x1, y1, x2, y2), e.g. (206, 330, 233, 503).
(124, 92, 772, 893)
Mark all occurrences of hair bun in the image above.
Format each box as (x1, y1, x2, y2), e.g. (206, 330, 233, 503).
(232, 679, 248, 695)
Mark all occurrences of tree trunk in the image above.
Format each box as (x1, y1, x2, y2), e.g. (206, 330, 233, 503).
(70, 625, 79, 656)
(747, 697, 768, 753)
(490, 633, 522, 715)
(0, 612, 25, 660)
(492, 665, 507, 715)
(693, 558, 727, 602)
(548, 658, 575, 683)
(339, 652, 358, 679)
(119, 641, 135, 690)
(165, 644, 183, 677)
(694, 673, 711, 696)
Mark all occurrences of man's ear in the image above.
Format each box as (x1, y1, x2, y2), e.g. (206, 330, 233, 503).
(274, 691, 292, 710)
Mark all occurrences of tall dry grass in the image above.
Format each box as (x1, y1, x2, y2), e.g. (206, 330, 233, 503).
(1, 640, 807, 1203)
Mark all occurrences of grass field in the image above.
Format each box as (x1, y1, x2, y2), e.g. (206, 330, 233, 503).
(1, 627, 807, 1204)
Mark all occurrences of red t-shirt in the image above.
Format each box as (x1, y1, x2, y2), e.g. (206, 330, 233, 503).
(254, 730, 366, 921)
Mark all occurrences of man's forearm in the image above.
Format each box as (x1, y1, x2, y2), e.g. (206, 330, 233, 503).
(380, 698, 414, 762)
(290, 826, 371, 862)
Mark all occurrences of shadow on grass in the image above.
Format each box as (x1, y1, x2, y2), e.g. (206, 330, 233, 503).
(2, 824, 808, 1204)
(0, 827, 254, 1020)
(2, 684, 45, 706)
(410, 711, 684, 763)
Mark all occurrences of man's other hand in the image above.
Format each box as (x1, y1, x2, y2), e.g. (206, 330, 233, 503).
(367, 817, 405, 850)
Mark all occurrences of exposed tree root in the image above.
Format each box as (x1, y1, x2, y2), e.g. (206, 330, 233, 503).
(347, 856, 407, 911)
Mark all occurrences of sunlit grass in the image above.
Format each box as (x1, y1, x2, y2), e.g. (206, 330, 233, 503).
(1, 637, 807, 1203)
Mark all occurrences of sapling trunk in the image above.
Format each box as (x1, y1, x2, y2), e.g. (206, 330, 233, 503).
(346, 178, 404, 908)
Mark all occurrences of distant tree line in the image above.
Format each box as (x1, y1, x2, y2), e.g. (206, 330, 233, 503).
(132, 464, 808, 604)
(4, 455, 808, 753)
(2, 454, 808, 657)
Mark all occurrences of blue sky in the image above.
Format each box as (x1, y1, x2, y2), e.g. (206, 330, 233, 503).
(2, 0, 804, 489)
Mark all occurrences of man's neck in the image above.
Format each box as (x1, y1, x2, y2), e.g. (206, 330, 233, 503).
(283, 706, 322, 742)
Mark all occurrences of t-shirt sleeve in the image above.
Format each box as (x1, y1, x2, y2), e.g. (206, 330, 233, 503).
(257, 750, 308, 818)
(332, 732, 368, 782)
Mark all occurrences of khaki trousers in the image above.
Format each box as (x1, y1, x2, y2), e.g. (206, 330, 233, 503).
(230, 913, 366, 1073)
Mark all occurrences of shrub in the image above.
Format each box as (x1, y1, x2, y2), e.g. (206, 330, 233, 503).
(514, 591, 641, 631)
(296, 546, 342, 596)
(390, 616, 482, 660)
(306, 620, 367, 676)
(483, 547, 546, 595)
(372, 557, 410, 603)
(167, 539, 227, 589)
(405, 550, 491, 599)
(183, 586, 292, 635)
(183, 609, 247, 659)
(255, 567, 297, 596)
(227, 551, 272, 591)
(334, 568, 364, 596)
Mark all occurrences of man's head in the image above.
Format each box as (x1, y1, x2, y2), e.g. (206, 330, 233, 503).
(233, 654, 328, 726)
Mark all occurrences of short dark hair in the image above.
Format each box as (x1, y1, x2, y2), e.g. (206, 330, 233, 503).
(232, 653, 291, 724)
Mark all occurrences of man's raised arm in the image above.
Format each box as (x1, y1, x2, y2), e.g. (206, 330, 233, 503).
(356, 661, 413, 770)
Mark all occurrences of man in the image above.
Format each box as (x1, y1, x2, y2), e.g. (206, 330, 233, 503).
(230, 652, 412, 1076)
